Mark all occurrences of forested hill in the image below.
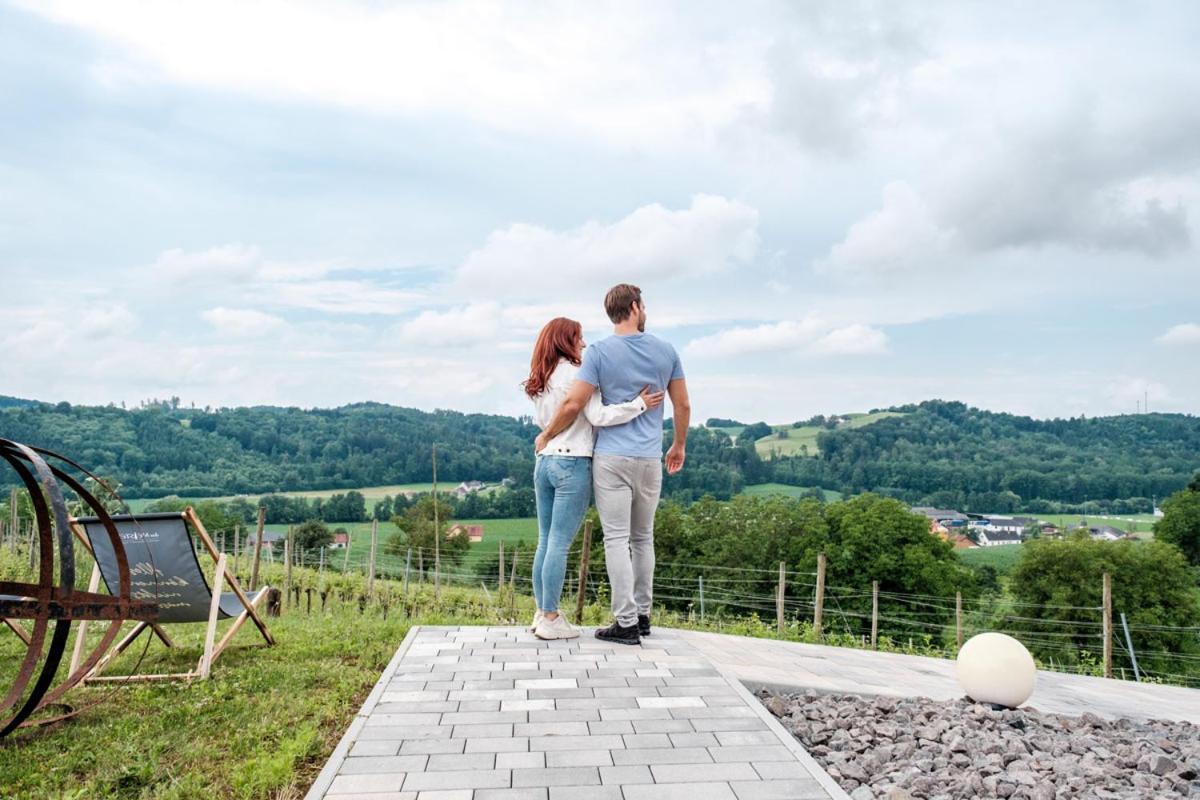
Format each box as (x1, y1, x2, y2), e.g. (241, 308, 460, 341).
(0, 397, 1196, 510)
(767, 400, 1199, 512)
(0, 401, 537, 497)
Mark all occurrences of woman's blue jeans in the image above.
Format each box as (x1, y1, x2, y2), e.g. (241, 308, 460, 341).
(532, 455, 592, 613)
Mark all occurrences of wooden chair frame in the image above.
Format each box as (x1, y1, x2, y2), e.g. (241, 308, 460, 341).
(68, 506, 275, 682)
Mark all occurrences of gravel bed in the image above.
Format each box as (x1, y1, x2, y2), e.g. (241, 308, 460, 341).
(760, 688, 1200, 799)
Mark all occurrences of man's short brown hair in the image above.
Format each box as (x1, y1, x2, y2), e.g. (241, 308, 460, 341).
(604, 283, 642, 323)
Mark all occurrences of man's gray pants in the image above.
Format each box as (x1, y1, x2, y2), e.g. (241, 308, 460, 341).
(593, 454, 663, 628)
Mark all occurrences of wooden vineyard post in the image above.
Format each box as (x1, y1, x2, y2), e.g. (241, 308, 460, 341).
(368, 519, 379, 600)
(343, 529, 352, 572)
(574, 520, 593, 624)
(233, 524, 241, 579)
(955, 590, 964, 651)
(509, 547, 519, 621)
(499, 540, 505, 591)
(250, 506, 266, 591)
(871, 580, 879, 649)
(1102, 572, 1113, 679)
(8, 488, 16, 551)
(431, 444, 440, 599)
(403, 547, 412, 598)
(699, 576, 705, 622)
(283, 530, 293, 613)
(776, 561, 786, 636)
(813, 553, 826, 639)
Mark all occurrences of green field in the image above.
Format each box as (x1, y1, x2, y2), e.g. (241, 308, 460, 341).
(1032, 512, 1158, 536)
(125, 482, 498, 513)
(742, 483, 842, 502)
(958, 543, 1025, 574)
(755, 412, 906, 459)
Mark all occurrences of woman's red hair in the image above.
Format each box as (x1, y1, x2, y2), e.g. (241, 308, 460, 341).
(523, 317, 582, 398)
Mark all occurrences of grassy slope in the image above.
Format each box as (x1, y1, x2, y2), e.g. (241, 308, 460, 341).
(741, 484, 843, 502)
(755, 411, 907, 458)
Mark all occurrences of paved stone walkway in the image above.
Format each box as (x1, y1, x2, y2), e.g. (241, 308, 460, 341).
(306, 626, 848, 800)
(674, 628, 1200, 724)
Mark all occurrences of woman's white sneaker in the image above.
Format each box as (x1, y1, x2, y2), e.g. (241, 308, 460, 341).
(529, 610, 544, 633)
(535, 613, 580, 640)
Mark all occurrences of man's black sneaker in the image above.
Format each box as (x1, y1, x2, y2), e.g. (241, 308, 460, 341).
(595, 621, 641, 646)
(637, 614, 651, 637)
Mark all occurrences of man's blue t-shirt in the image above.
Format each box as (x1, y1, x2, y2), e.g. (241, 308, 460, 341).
(577, 333, 685, 458)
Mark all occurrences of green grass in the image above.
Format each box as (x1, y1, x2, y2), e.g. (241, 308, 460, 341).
(741, 484, 842, 502)
(958, 543, 1025, 574)
(1031, 512, 1158, 536)
(0, 572, 523, 799)
(755, 411, 906, 459)
(125, 482, 499, 513)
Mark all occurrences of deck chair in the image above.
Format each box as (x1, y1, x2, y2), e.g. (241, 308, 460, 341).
(69, 508, 275, 682)
(2, 599, 31, 645)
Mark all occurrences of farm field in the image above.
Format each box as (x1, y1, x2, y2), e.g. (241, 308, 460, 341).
(742, 483, 842, 501)
(958, 543, 1024, 575)
(124, 482, 496, 513)
(754, 411, 906, 459)
(1032, 512, 1158, 536)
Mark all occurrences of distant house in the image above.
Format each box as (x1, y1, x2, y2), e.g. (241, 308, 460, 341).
(948, 534, 977, 549)
(1039, 523, 1060, 537)
(454, 481, 487, 497)
(970, 516, 1035, 536)
(911, 507, 970, 528)
(447, 523, 484, 542)
(977, 530, 1023, 547)
(240, 530, 287, 554)
(1069, 524, 1128, 542)
(330, 531, 350, 549)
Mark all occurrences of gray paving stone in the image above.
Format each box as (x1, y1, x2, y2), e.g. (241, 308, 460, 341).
(621, 733, 672, 748)
(651, 763, 759, 784)
(547, 788, 622, 800)
(424, 753, 496, 771)
(463, 736, 530, 753)
(688, 718, 768, 732)
(441, 711, 526, 725)
(398, 739, 466, 755)
(631, 719, 694, 734)
(636, 696, 705, 709)
(729, 779, 829, 799)
(513, 721, 590, 737)
(610, 747, 713, 766)
(751, 761, 816, 780)
(328, 773, 408, 794)
(512, 766, 601, 787)
(401, 769, 511, 791)
(414, 790, 473, 800)
(338, 755, 429, 774)
(530, 734, 625, 752)
(667, 705, 754, 718)
(668, 732, 718, 747)
(349, 740, 402, 757)
(712, 731, 779, 747)
(621, 782, 736, 800)
(599, 765, 654, 785)
(474, 789, 548, 800)
(528, 708, 600, 723)
(597, 707, 672, 721)
(709, 746, 794, 763)
(449, 723, 513, 738)
(545, 749, 615, 767)
(495, 751, 546, 770)
(358, 725, 451, 741)
(587, 720, 634, 735)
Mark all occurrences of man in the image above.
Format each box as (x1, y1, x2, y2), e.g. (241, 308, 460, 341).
(534, 283, 690, 645)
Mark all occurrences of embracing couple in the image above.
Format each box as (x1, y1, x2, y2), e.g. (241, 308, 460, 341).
(523, 283, 690, 644)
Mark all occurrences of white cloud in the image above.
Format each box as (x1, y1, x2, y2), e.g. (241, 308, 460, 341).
(1104, 376, 1172, 412)
(1157, 323, 1200, 347)
(685, 317, 887, 359)
(18, 0, 770, 149)
(78, 304, 137, 339)
(397, 303, 503, 346)
(819, 181, 951, 275)
(155, 244, 262, 285)
(455, 194, 760, 299)
(811, 323, 889, 355)
(201, 307, 286, 337)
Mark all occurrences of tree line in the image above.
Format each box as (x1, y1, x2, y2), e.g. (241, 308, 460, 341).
(0, 396, 1196, 509)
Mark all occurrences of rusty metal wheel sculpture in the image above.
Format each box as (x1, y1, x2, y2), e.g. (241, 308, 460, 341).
(0, 440, 157, 738)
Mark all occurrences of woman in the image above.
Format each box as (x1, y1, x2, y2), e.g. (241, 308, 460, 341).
(524, 317, 663, 639)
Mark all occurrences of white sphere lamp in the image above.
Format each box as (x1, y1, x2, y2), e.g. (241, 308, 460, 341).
(956, 632, 1037, 708)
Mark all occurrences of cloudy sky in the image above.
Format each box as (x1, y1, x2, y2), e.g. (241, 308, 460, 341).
(2, 1, 1198, 423)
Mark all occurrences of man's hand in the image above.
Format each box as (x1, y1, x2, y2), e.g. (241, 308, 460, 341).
(665, 443, 686, 474)
(534, 432, 550, 454)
